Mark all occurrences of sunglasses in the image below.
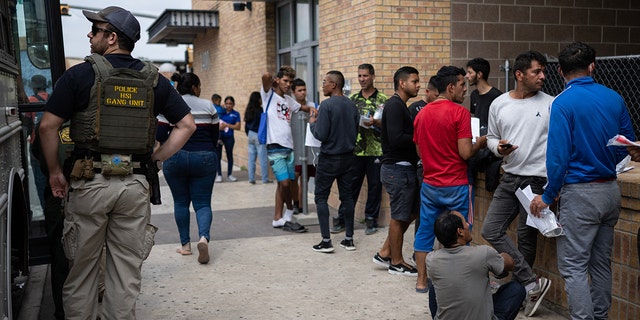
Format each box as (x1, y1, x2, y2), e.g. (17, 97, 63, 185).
(91, 25, 113, 35)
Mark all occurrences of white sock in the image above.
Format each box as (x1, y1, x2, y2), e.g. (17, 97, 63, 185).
(283, 209, 294, 222)
(272, 218, 286, 227)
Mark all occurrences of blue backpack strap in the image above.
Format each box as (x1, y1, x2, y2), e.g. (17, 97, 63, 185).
(265, 89, 274, 112)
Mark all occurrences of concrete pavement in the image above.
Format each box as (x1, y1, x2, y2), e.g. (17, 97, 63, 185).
(20, 165, 568, 319)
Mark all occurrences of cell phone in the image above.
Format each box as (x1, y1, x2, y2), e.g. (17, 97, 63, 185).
(500, 143, 513, 149)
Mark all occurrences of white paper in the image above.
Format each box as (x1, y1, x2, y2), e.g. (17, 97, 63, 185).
(305, 123, 321, 147)
(616, 155, 634, 174)
(359, 115, 372, 128)
(471, 117, 480, 143)
(514, 185, 563, 238)
(607, 134, 640, 147)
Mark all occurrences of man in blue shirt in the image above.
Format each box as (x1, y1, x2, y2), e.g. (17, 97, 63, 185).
(530, 42, 634, 320)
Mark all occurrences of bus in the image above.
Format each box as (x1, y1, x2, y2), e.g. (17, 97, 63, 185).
(0, 0, 65, 318)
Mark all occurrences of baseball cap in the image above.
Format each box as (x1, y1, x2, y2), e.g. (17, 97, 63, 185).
(83, 6, 140, 42)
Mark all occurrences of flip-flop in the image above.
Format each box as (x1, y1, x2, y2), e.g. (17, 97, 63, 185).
(416, 286, 429, 293)
(176, 248, 192, 255)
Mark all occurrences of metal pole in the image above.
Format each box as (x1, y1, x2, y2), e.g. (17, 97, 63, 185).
(503, 59, 510, 92)
(298, 112, 309, 215)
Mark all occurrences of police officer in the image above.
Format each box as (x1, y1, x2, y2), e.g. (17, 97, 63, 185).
(39, 6, 195, 320)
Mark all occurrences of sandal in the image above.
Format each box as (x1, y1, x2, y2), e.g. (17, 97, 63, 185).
(176, 244, 192, 255)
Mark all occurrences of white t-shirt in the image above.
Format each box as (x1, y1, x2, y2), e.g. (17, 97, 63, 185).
(260, 86, 301, 149)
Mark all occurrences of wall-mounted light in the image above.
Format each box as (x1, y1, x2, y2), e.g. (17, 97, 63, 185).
(233, 2, 252, 11)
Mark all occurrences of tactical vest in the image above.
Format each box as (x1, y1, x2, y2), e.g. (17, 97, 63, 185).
(70, 54, 159, 155)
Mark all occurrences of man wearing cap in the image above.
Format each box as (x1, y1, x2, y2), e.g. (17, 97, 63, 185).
(39, 6, 195, 319)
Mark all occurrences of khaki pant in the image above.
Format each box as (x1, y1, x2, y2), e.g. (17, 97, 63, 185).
(62, 174, 153, 320)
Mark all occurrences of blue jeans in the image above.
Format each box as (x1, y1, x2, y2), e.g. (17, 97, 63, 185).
(481, 173, 544, 284)
(336, 156, 382, 225)
(429, 280, 525, 320)
(315, 153, 355, 239)
(163, 150, 217, 245)
(216, 135, 235, 177)
(556, 181, 619, 320)
(247, 130, 269, 183)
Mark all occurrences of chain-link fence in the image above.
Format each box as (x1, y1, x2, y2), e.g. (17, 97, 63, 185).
(542, 55, 640, 137)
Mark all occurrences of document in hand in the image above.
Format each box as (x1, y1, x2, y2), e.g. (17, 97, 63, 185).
(515, 185, 563, 238)
(471, 117, 480, 143)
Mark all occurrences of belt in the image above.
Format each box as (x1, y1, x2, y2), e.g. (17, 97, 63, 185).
(93, 167, 146, 175)
(592, 177, 615, 183)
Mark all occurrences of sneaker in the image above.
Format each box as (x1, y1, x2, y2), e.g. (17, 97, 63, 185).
(388, 263, 418, 276)
(282, 221, 308, 233)
(292, 204, 301, 215)
(312, 240, 334, 253)
(263, 180, 274, 184)
(227, 175, 238, 182)
(330, 225, 344, 234)
(215, 175, 223, 183)
(339, 239, 356, 251)
(524, 277, 551, 317)
(249, 180, 256, 185)
(330, 217, 345, 234)
(372, 252, 391, 268)
(364, 219, 377, 235)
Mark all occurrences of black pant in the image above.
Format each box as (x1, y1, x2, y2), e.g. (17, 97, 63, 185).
(336, 156, 381, 225)
(315, 153, 355, 239)
(44, 185, 69, 320)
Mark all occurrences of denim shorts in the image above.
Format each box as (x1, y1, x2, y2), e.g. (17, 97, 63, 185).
(415, 183, 470, 252)
(380, 163, 419, 222)
(267, 147, 295, 182)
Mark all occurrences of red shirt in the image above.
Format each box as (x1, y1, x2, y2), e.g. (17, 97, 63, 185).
(413, 99, 472, 187)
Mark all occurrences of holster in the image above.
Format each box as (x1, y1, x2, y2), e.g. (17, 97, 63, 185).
(145, 158, 161, 205)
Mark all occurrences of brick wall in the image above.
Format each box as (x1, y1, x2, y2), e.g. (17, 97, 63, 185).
(451, 0, 640, 97)
(319, 0, 452, 98)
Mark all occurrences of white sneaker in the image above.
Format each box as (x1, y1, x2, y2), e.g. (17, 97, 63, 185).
(524, 277, 551, 316)
(227, 175, 238, 182)
(215, 175, 223, 183)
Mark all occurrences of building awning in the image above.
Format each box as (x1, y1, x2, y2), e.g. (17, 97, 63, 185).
(147, 10, 219, 46)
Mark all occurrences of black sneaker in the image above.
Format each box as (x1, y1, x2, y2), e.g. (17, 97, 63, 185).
(312, 240, 334, 253)
(365, 218, 377, 235)
(330, 217, 345, 234)
(339, 239, 356, 251)
(388, 263, 418, 276)
(283, 221, 308, 233)
(372, 252, 391, 268)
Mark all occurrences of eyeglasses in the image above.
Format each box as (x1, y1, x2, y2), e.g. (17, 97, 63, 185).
(322, 80, 334, 86)
(91, 25, 113, 35)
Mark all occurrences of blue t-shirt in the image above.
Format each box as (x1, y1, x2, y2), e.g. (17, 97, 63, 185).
(220, 109, 241, 137)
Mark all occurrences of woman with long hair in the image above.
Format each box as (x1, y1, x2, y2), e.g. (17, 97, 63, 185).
(157, 72, 219, 264)
(244, 91, 271, 184)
